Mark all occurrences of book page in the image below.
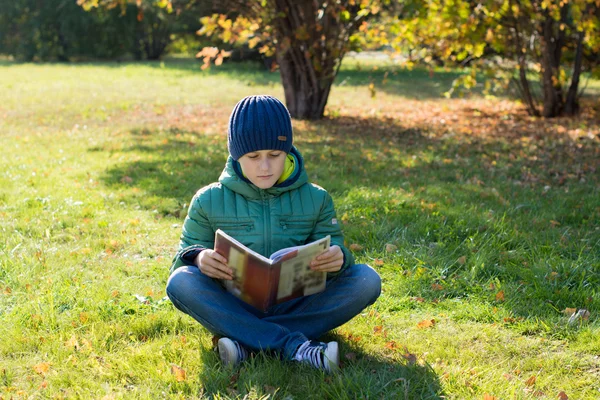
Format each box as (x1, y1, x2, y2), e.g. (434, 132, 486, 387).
(276, 236, 330, 300)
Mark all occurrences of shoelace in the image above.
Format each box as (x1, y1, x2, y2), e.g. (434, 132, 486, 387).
(296, 341, 326, 369)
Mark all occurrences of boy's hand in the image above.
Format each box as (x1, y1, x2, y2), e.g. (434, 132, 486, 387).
(195, 250, 233, 280)
(310, 245, 343, 272)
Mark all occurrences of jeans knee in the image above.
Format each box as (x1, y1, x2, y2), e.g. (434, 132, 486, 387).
(355, 264, 381, 304)
(166, 266, 195, 302)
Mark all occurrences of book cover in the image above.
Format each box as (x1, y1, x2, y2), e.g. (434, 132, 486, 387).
(214, 229, 330, 311)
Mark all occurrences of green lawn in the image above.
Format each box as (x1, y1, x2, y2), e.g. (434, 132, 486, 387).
(1, 58, 599, 399)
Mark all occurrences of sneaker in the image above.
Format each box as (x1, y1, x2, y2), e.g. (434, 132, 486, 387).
(294, 340, 339, 373)
(217, 337, 248, 366)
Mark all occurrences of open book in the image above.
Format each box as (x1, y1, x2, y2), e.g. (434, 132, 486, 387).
(214, 229, 331, 311)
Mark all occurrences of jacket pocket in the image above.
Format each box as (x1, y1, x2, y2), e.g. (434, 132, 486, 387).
(212, 218, 255, 236)
(279, 216, 315, 236)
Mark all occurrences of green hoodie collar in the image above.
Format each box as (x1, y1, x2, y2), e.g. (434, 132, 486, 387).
(219, 146, 308, 199)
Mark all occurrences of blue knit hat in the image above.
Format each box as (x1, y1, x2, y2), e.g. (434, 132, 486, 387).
(227, 95, 293, 160)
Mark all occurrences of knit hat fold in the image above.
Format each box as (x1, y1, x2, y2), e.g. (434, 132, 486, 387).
(228, 95, 293, 160)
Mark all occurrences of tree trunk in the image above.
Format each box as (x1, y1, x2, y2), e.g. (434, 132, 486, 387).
(277, 49, 334, 120)
(565, 30, 585, 116)
(539, 8, 567, 117)
(272, 0, 362, 120)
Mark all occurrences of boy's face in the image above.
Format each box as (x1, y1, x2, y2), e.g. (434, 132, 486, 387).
(238, 150, 286, 189)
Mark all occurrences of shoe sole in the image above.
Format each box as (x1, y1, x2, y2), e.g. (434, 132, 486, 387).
(324, 341, 339, 372)
(218, 338, 237, 366)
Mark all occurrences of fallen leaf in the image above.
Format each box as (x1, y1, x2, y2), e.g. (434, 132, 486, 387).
(3, 286, 11, 295)
(525, 375, 536, 386)
(373, 325, 384, 335)
(374, 259, 384, 266)
(349, 243, 364, 252)
(431, 283, 444, 291)
(402, 352, 417, 365)
(483, 394, 498, 400)
(417, 319, 436, 329)
(33, 362, 50, 375)
(79, 312, 89, 323)
(385, 243, 398, 253)
(170, 364, 186, 382)
(495, 291, 505, 301)
(550, 220, 560, 227)
(121, 176, 134, 184)
(65, 336, 79, 350)
(411, 297, 425, 303)
(562, 308, 577, 316)
(558, 391, 568, 400)
(457, 256, 467, 265)
(384, 341, 399, 350)
(40, 381, 48, 389)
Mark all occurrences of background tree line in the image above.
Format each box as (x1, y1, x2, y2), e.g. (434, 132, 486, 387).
(3, 0, 599, 120)
(0, 0, 206, 61)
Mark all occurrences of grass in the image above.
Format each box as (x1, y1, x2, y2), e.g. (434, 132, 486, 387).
(1, 57, 599, 399)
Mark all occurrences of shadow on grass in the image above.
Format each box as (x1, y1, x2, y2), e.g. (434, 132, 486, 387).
(194, 336, 444, 399)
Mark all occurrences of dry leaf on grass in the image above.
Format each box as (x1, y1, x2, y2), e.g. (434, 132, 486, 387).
(349, 244, 364, 252)
(33, 362, 50, 375)
(417, 319, 436, 329)
(558, 391, 569, 400)
(385, 243, 398, 253)
(562, 308, 577, 316)
(170, 364, 186, 382)
(525, 375, 536, 386)
(495, 291, 505, 301)
(483, 394, 498, 400)
(431, 283, 444, 291)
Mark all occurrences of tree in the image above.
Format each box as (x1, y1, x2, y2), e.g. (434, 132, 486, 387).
(77, 0, 387, 119)
(196, 1, 384, 120)
(77, 0, 206, 61)
(385, 0, 600, 117)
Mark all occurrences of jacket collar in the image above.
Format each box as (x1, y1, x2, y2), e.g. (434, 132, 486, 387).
(219, 146, 308, 199)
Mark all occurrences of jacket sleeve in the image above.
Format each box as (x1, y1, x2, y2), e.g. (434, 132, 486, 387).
(170, 191, 215, 274)
(308, 191, 354, 277)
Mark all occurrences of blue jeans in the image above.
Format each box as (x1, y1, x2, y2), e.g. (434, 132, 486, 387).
(166, 263, 381, 360)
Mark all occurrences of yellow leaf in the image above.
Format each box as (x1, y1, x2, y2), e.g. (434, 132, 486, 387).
(417, 319, 435, 329)
(170, 364, 187, 382)
(65, 336, 80, 350)
(33, 362, 50, 375)
(79, 312, 89, 323)
(562, 308, 577, 316)
(374, 259, 384, 266)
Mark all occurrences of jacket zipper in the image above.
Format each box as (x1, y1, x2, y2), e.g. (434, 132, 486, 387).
(262, 192, 271, 256)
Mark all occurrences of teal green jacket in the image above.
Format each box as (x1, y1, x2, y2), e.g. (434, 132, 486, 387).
(170, 147, 354, 275)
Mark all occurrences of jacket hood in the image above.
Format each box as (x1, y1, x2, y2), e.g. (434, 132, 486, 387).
(218, 146, 308, 199)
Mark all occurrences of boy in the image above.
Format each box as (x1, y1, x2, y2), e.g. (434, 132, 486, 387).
(166, 95, 381, 372)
